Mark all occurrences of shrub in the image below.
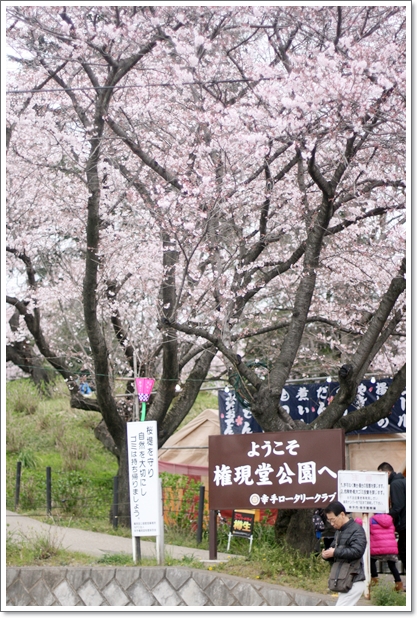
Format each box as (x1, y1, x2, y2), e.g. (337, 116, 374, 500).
(55, 431, 90, 471)
(8, 380, 40, 416)
(161, 473, 205, 531)
(29, 529, 64, 561)
(7, 528, 64, 562)
(18, 474, 47, 511)
(371, 583, 406, 606)
(60, 441, 90, 472)
(53, 471, 94, 516)
(17, 449, 38, 469)
(14, 396, 38, 416)
(6, 425, 26, 454)
(36, 408, 54, 432)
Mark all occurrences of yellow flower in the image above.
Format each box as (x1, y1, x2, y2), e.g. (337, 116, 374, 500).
(208, 567, 213, 571)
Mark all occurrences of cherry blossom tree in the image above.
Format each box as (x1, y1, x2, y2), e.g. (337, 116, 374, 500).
(6, 5, 406, 550)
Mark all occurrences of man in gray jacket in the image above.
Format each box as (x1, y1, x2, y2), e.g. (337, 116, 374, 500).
(322, 501, 367, 606)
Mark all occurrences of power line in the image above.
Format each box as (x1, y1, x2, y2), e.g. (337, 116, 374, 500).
(5, 360, 391, 384)
(5, 361, 227, 382)
(6, 76, 273, 96)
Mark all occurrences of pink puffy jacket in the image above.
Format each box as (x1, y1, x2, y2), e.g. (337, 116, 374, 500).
(355, 514, 398, 556)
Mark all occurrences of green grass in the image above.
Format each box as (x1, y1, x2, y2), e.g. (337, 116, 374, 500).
(6, 378, 217, 521)
(370, 582, 406, 606)
(175, 390, 218, 430)
(6, 526, 208, 571)
(6, 527, 94, 568)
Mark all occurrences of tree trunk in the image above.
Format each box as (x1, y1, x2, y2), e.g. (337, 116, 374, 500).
(116, 437, 131, 527)
(94, 419, 119, 458)
(275, 508, 317, 556)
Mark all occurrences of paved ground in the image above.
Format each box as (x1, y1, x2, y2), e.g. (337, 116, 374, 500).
(6, 510, 405, 606)
(5, 510, 232, 563)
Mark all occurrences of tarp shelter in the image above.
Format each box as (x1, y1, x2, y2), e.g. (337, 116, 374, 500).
(345, 433, 406, 476)
(158, 408, 219, 484)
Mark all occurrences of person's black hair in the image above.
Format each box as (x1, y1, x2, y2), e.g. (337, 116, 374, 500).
(377, 462, 394, 472)
(324, 501, 346, 516)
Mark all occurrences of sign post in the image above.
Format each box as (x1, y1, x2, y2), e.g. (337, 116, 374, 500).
(127, 420, 163, 564)
(156, 477, 165, 565)
(362, 512, 371, 600)
(337, 470, 389, 600)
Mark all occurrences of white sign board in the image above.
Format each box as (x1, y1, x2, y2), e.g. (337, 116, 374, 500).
(338, 470, 389, 513)
(127, 421, 160, 536)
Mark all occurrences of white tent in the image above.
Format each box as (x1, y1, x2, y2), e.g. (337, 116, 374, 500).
(158, 408, 219, 481)
(345, 433, 406, 475)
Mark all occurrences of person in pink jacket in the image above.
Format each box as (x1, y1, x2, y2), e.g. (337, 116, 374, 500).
(356, 514, 403, 591)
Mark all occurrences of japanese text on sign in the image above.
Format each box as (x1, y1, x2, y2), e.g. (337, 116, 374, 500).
(127, 421, 160, 536)
(209, 429, 345, 510)
(230, 511, 255, 539)
(337, 471, 389, 513)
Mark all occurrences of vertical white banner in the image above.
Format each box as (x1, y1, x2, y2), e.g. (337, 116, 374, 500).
(127, 421, 160, 536)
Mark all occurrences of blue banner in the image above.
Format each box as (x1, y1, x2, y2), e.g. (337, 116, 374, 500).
(218, 380, 406, 435)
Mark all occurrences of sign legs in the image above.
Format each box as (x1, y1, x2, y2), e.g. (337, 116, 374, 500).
(132, 536, 141, 564)
(209, 510, 218, 560)
(362, 512, 371, 600)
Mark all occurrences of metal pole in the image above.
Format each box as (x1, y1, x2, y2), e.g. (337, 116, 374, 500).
(112, 476, 119, 529)
(156, 477, 165, 565)
(363, 512, 371, 600)
(132, 536, 141, 564)
(131, 350, 141, 563)
(14, 461, 22, 511)
(133, 353, 139, 422)
(196, 486, 205, 544)
(209, 509, 218, 560)
(46, 466, 52, 516)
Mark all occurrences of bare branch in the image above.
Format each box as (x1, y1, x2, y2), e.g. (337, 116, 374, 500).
(106, 117, 182, 191)
(335, 363, 406, 432)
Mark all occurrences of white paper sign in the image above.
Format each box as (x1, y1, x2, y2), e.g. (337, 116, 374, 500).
(337, 470, 389, 513)
(127, 421, 160, 536)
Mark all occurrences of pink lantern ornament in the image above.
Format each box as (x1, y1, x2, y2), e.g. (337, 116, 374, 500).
(135, 378, 155, 421)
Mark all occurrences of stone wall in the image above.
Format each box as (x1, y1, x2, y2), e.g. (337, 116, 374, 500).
(6, 566, 334, 607)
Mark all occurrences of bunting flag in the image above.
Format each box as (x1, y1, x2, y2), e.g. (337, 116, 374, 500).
(218, 379, 406, 435)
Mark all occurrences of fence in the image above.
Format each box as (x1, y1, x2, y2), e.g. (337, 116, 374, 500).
(9, 462, 210, 542)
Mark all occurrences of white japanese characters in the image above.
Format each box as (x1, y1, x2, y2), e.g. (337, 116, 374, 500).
(219, 380, 406, 433)
(213, 438, 339, 506)
(127, 421, 160, 537)
(209, 429, 345, 510)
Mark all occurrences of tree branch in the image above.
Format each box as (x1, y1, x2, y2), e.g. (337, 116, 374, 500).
(350, 258, 405, 379)
(166, 319, 263, 389)
(105, 117, 182, 191)
(334, 363, 406, 433)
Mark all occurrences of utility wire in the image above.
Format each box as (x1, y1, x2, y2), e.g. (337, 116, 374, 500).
(6, 360, 391, 384)
(6, 76, 273, 96)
